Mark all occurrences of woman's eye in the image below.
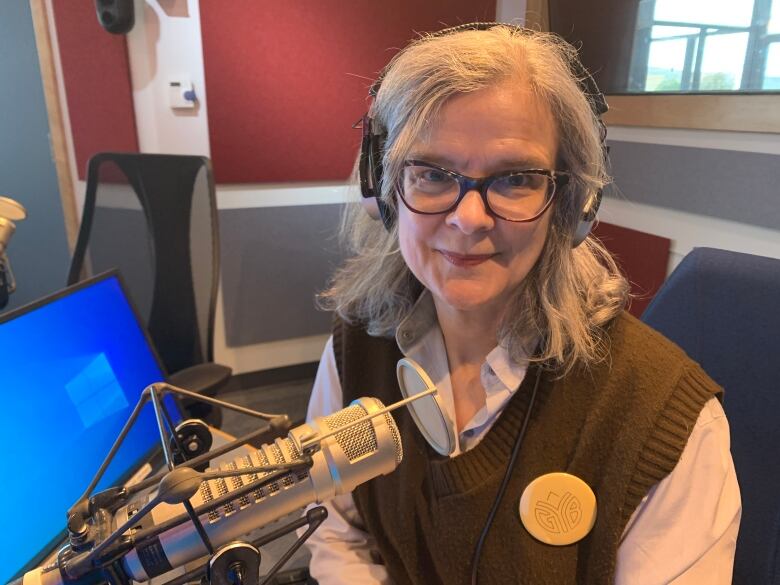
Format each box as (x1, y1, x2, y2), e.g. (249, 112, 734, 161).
(420, 170, 448, 183)
(505, 174, 531, 188)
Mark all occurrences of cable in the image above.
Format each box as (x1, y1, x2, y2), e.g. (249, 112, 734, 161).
(469, 363, 545, 585)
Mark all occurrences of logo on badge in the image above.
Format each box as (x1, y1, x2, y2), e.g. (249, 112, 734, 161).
(534, 490, 582, 534)
(519, 473, 596, 545)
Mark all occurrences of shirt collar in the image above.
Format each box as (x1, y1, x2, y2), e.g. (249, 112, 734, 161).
(395, 291, 439, 355)
(396, 290, 529, 393)
(484, 344, 528, 394)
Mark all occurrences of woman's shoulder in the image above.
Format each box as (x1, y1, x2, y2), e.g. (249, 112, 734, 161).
(600, 310, 721, 397)
(608, 309, 694, 363)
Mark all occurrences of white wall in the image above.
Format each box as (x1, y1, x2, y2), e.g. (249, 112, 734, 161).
(117, 1, 780, 373)
(126, 0, 210, 156)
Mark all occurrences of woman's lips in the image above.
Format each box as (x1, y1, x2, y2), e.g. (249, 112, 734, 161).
(438, 250, 497, 267)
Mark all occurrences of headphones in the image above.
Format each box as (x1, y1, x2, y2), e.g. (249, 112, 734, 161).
(358, 22, 609, 248)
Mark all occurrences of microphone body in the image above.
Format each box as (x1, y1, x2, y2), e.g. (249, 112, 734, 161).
(0, 215, 16, 256)
(0, 195, 27, 255)
(23, 397, 402, 585)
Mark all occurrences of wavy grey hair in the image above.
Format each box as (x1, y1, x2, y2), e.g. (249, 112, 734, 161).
(320, 25, 629, 373)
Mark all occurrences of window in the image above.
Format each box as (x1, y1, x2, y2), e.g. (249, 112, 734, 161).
(544, 0, 780, 131)
(631, 0, 780, 92)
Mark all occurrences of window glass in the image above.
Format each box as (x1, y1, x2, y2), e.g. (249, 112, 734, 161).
(646, 38, 688, 91)
(627, 0, 778, 92)
(551, 0, 780, 94)
(769, 1, 780, 34)
(654, 0, 755, 28)
(651, 25, 700, 39)
(766, 43, 780, 89)
(698, 32, 750, 90)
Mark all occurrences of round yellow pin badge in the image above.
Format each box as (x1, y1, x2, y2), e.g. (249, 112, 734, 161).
(519, 472, 597, 545)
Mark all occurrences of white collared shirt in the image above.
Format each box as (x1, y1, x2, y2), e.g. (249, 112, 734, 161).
(303, 294, 741, 584)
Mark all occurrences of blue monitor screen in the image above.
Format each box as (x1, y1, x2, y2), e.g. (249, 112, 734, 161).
(0, 272, 180, 582)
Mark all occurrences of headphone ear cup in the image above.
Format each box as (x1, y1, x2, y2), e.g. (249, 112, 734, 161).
(572, 216, 595, 248)
(571, 190, 602, 248)
(361, 195, 382, 221)
(359, 116, 395, 230)
(377, 199, 395, 230)
(359, 188, 395, 229)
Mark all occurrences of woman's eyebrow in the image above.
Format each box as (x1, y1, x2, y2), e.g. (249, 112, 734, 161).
(407, 153, 552, 171)
(489, 158, 551, 170)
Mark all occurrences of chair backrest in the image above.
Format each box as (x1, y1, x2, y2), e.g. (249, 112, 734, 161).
(68, 152, 219, 375)
(642, 247, 780, 585)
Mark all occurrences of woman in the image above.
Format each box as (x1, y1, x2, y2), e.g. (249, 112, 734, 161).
(304, 24, 740, 584)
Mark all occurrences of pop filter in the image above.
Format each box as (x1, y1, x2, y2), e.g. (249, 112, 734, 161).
(396, 358, 455, 456)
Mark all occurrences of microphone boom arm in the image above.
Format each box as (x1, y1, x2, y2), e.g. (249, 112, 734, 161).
(63, 382, 297, 581)
(73, 382, 290, 509)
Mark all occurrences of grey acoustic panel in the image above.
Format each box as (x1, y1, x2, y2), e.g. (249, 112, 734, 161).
(85, 206, 155, 321)
(220, 204, 345, 346)
(606, 140, 780, 231)
(0, 2, 70, 312)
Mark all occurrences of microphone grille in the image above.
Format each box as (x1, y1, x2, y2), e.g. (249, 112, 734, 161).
(370, 398, 403, 465)
(322, 399, 403, 465)
(323, 404, 376, 461)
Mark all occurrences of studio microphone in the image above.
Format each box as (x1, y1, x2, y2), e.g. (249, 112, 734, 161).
(0, 196, 27, 256)
(0, 196, 27, 309)
(22, 396, 403, 585)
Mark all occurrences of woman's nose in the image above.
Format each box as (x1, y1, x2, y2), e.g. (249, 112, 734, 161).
(445, 189, 495, 234)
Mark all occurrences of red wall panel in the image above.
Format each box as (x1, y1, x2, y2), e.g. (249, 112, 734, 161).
(200, 1, 496, 183)
(52, 1, 138, 180)
(593, 222, 672, 317)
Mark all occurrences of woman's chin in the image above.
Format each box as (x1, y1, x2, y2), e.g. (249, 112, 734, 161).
(431, 284, 505, 315)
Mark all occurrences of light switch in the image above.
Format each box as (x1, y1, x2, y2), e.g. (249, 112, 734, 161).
(169, 78, 197, 109)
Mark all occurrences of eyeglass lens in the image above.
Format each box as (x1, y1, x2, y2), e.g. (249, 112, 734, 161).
(401, 164, 555, 221)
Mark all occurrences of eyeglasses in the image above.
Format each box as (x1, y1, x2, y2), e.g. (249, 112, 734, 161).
(398, 160, 570, 222)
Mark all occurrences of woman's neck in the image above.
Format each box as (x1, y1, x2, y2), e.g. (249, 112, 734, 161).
(433, 299, 502, 369)
(433, 299, 503, 431)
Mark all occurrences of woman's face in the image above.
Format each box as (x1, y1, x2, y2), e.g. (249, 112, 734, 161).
(397, 82, 559, 322)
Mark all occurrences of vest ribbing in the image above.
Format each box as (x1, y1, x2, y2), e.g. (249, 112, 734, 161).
(333, 311, 721, 584)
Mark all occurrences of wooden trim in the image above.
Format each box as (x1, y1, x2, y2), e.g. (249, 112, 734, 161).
(29, 0, 79, 251)
(604, 94, 780, 134)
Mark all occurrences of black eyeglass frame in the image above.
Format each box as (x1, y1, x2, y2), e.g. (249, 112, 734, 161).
(397, 160, 570, 223)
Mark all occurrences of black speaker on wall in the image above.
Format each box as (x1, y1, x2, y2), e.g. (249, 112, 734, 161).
(94, 0, 135, 35)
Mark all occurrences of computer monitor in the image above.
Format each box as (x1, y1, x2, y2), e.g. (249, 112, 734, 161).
(0, 271, 181, 582)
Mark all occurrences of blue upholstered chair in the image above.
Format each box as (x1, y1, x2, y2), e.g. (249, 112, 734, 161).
(642, 247, 780, 585)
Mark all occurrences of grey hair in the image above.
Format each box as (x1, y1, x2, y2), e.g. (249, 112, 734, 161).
(319, 25, 629, 373)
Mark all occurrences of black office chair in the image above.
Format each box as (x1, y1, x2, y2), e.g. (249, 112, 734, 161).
(68, 152, 231, 425)
(642, 247, 780, 585)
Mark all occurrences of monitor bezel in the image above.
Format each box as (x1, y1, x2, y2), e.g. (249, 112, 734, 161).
(2, 268, 180, 580)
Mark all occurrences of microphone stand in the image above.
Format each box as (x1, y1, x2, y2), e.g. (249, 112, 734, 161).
(0, 254, 14, 309)
(163, 507, 328, 585)
(58, 382, 322, 585)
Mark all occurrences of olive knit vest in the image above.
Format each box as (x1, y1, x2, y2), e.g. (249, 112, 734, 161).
(334, 311, 721, 584)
